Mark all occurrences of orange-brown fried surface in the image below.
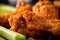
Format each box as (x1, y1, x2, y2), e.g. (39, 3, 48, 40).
(0, 0, 32, 27)
(46, 20, 60, 36)
(0, 0, 60, 38)
(0, 14, 9, 28)
(8, 1, 60, 37)
(54, 1, 60, 8)
(8, 9, 60, 37)
(33, 1, 59, 19)
(0, 12, 17, 28)
(8, 10, 48, 37)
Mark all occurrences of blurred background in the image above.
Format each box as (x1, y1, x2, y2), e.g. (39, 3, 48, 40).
(0, 0, 55, 7)
(0, 0, 39, 7)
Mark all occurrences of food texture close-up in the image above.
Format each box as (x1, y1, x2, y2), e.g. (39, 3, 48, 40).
(0, 0, 60, 40)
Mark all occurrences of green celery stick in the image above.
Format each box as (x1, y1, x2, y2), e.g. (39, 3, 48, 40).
(0, 4, 16, 14)
(0, 26, 26, 40)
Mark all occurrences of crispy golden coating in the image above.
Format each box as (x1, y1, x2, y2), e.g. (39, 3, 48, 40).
(0, 14, 9, 27)
(0, 12, 17, 27)
(8, 10, 48, 37)
(0, 14, 7, 23)
(46, 20, 60, 35)
(36, 19, 60, 35)
(0, 0, 32, 27)
(8, 1, 60, 37)
(8, 9, 60, 37)
(0, 0, 60, 37)
(33, 1, 59, 19)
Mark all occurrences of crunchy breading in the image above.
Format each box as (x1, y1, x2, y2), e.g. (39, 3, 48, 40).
(0, 0, 60, 37)
(33, 1, 59, 19)
(0, 0, 32, 27)
(8, 10, 48, 37)
(8, 1, 60, 37)
(8, 10, 60, 37)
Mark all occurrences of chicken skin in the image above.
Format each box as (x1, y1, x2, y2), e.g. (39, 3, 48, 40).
(0, 14, 9, 27)
(46, 20, 60, 36)
(33, 1, 59, 19)
(8, 10, 60, 37)
(8, 10, 48, 37)
(8, 1, 60, 37)
(54, 1, 60, 8)
(0, 0, 32, 27)
(0, 12, 17, 28)
(0, 0, 60, 38)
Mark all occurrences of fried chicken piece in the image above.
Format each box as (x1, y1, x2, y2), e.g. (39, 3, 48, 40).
(8, 0, 60, 37)
(0, 0, 32, 27)
(8, 10, 36, 31)
(25, 15, 60, 36)
(0, 12, 17, 28)
(8, 10, 48, 37)
(27, 19, 60, 36)
(0, 14, 9, 27)
(8, 9, 60, 36)
(42, 19, 60, 36)
(8, 10, 60, 36)
(33, 1, 59, 19)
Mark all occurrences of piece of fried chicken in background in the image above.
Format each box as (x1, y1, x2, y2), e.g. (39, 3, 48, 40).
(33, 1, 59, 19)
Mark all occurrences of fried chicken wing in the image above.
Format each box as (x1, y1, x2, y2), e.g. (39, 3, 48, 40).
(8, 10, 49, 37)
(8, 0, 60, 37)
(0, 0, 32, 27)
(33, 1, 59, 19)
(8, 10, 60, 37)
(0, 0, 59, 38)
